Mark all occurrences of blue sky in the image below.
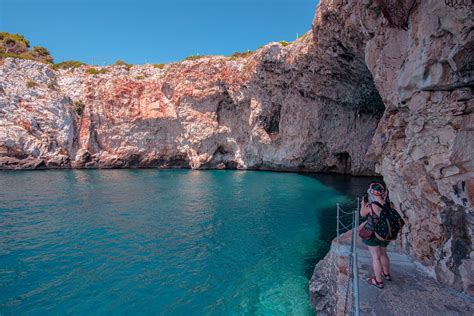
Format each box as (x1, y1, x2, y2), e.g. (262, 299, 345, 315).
(1, 0, 319, 64)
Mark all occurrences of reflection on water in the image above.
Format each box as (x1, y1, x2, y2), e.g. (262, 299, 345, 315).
(0, 170, 375, 315)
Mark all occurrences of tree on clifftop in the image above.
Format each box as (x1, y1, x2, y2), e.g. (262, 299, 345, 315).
(0, 32, 53, 63)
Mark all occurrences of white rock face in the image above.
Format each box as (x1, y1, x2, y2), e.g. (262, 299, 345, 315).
(0, 59, 75, 168)
(0, 37, 383, 174)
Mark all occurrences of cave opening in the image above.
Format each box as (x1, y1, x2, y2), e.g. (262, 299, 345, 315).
(259, 103, 282, 135)
(335, 152, 352, 174)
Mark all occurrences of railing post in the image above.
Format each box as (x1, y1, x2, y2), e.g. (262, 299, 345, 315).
(353, 198, 360, 316)
(336, 203, 340, 254)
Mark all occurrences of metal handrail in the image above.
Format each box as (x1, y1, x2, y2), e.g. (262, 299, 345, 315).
(336, 199, 360, 316)
(353, 198, 360, 316)
(338, 205, 355, 214)
(339, 221, 353, 231)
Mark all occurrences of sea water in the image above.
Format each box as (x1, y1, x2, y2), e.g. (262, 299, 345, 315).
(0, 170, 374, 315)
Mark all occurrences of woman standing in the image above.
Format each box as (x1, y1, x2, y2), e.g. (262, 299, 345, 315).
(359, 182, 393, 289)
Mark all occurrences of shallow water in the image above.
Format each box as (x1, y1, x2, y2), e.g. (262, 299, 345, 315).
(0, 170, 376, 315)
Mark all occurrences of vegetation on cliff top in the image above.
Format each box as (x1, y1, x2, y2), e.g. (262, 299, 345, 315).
(228, 51, 254, 60)
(0, 32, 89, 70)
(0, 32, 53, 63)
(183, 55, 208, 61)
(86, 67, 109, 75)
(52, 60, 86, 70)
(1, 32, 293, 71)
(256, 39, 293, 51)
(114, 59, 132, 71)
(298, 32, 309, 41)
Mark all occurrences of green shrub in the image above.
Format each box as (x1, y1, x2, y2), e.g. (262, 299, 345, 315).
(5, 38, 19, 49)
(298, 32, 308, 41)
(183, 55, 207, 61)
(279, 41, 291, 47)
(135, 75, 144, 80)
(114, 59, 127, 66)
(0, 52, 35, 61)
(114, 59, 132, 70)
(0, 33, 53, 63)
(1, 35, 29, 56)
(52, 60, 85, 70)
(32, 46, 53, 63)
(86, 67, 108, 75)
(0, 32, 30, 48)
(153, 63, 166, 69)
(73, 100, 85, 115)
(26, 81, 38, 88)
(33, 46, 49, 56)
(229, 51, 254, 60)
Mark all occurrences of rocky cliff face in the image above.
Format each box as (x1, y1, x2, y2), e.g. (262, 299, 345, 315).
(364, 0, 473, 295)
(308, 0, 473, 300)
(0, 33, 383, 174)
(0, 0, 472, 300)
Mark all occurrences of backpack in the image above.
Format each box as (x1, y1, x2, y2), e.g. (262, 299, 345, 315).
(370, 201, 405, 241)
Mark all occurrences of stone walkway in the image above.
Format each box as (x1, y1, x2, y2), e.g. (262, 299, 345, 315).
(350, 240, 474, 316)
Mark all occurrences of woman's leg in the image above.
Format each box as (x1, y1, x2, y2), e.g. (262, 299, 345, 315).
(380, 246, 390, 275)
(368, 246, 383, 282)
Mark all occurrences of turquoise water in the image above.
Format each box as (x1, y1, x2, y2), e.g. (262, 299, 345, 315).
(0, 170, 372, 315)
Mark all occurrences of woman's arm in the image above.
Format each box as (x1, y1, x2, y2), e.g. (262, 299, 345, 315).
(360, 200, 371, 217)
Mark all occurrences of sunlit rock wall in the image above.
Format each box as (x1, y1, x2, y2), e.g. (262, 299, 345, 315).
(0, 32, 383, 174)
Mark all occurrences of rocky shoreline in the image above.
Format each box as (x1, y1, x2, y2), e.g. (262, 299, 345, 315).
(1, 0, 473, 309)
(309, 231, 352, 315)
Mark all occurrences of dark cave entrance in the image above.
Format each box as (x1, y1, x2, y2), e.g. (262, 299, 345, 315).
(335, 152, 352, 174)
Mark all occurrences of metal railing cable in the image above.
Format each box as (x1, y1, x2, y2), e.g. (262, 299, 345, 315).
(352, 199, 360, 316)
(336, 199, 360, 316)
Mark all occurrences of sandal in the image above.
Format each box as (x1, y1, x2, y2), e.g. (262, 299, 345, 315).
(383, 272, 392, 281)
(365, 276, 384, 289)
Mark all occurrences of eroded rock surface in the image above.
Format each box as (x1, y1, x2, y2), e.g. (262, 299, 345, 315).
(365, 0, 473, 295)
(0, 33, 383, 174)
(308, 0, 473, 303)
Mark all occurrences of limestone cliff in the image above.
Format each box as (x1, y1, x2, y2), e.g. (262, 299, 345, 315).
(0, 0, 472, 303)
(307, 0, 473, 303)
(0, 33, 383, 174)
(364, 0, 473, 295)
